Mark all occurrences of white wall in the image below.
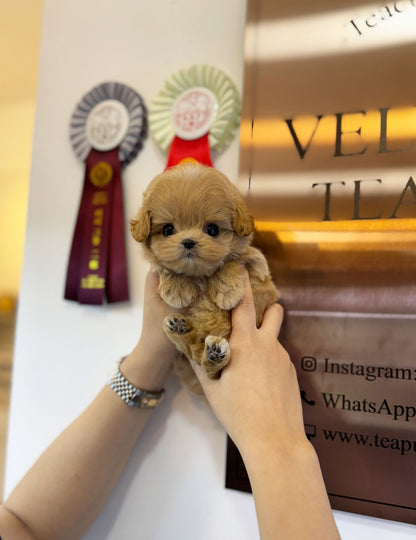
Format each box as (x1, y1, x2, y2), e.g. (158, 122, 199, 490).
(5, 1, 415, 538)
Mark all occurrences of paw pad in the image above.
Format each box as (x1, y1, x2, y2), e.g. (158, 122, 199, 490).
(165, 315, 190, 335)
(205, 337, 229, 364)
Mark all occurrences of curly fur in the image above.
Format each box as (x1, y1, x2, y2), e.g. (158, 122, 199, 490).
(131, 163, 280, 393)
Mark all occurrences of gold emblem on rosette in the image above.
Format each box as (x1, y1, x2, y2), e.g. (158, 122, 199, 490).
(89, 161, 113, 187)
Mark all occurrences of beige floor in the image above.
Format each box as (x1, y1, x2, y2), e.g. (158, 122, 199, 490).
(0, 307, 14, 502)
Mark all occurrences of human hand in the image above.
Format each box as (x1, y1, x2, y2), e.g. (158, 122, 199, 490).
(191, 271, 308, 463)
(191, 272, 339, 540)
(122, 270, 177, 392)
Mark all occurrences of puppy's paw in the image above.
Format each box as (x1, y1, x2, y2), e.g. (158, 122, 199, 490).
(210, 284, 244, 311)
(202, 335, 230, 378)
(159, 276, 199, 308)
(163, 314, 192, 336)
(208, 263, 244, 310)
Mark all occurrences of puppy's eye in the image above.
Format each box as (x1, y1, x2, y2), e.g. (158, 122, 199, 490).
(162, 224, 175, 237)
(206, 223, 219, 237)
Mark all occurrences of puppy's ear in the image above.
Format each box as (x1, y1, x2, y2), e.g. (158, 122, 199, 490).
(130, 209, 151, 243)
(232, 201, 254, 237)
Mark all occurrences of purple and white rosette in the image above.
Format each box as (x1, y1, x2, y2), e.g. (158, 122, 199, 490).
(65, 82, 147, 305)
(70, 81, 147, 166)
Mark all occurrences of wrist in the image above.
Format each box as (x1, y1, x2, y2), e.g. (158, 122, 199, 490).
(240, 434, 315, 477)
(239, 436, 339, 540)
(120, 342, 172, 393)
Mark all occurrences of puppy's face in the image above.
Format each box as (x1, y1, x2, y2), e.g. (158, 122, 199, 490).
(131, 164, 254, 277)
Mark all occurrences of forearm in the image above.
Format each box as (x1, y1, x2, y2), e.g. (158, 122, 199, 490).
(242, 440, 340, 540)
(3, 344, 169, 540)
(4, 387, 149, 540)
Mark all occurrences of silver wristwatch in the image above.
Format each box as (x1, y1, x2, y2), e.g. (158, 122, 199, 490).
(108, 358, 165, 409)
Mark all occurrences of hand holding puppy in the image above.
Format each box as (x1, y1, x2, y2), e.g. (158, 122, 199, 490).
(190, 270, 306, 458)
(191, 271, 341, 540)
(130, 163, 279, 393)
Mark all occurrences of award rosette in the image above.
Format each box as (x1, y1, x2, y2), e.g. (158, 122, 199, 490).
(65, 82, 147, 305)
(149, 65, 240, 168)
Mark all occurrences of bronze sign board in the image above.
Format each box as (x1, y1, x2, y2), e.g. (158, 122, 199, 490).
(226, 0, 416, 525)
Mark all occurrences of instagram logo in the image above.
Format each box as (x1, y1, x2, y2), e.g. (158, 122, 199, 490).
(301, 356, 317, 372)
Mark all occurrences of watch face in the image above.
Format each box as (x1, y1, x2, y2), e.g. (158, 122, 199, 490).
(129, 389, 164, 409)
(108, 360, 164, 409)
(138, 395, 161, 408)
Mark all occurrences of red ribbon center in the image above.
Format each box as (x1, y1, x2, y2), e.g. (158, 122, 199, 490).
(165, 132, 213, 169)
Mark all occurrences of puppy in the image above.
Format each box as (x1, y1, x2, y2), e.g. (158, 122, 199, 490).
(130, 163, 279, 394)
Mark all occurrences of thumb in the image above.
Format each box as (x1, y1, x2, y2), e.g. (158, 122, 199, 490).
(231, 270, 256, 335)
(189, 357, 216, 396)
(260, 302, 284, 338)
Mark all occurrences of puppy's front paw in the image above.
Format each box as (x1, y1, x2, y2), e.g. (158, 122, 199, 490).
(208, 263, 244, 310)
(202, 335, 230, 378)
(163, 314, 192, 336)
(159, 276, 199, 308)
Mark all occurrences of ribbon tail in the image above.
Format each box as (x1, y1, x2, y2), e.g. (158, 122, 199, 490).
(64, 176, 91, 301)
(65, 147, 130, 305)
(76, 168, 110, 305)
(106, 162, 129, 303)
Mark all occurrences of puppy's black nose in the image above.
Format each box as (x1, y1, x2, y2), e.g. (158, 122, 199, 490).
(182, 239, 197, 250)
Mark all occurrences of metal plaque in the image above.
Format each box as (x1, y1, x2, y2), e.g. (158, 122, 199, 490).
(226, 0, 416, 525)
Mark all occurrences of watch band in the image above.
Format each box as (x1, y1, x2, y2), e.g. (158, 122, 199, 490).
(108, 358, 165, 409)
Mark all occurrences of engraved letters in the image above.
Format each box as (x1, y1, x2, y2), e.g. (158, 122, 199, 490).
(286, 107, 415, 160)
(322, 394, 416, 422)
(287, 105, 416, 221)
(312, 177, 416, 221)
(350, 1, 416, 36)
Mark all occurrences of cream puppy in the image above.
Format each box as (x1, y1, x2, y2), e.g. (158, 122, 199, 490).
(131, 163, 279, 393)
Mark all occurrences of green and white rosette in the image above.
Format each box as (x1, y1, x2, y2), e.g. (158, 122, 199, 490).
(149, 65, 240, 168)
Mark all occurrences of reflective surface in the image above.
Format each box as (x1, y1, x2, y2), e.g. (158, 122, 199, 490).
(238, 0, 416, 314)
(282, 311, 416, 524)
(231, 0, 416, 524)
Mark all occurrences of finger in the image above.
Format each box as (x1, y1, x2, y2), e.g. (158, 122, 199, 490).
(260, 302, 284, 338)
(189, 357, 216, 395)
(231, 270, 256, 334)
(143, 271, 174, 324)
(145, 269, 160, 294)
(145, 270, 167, 307)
